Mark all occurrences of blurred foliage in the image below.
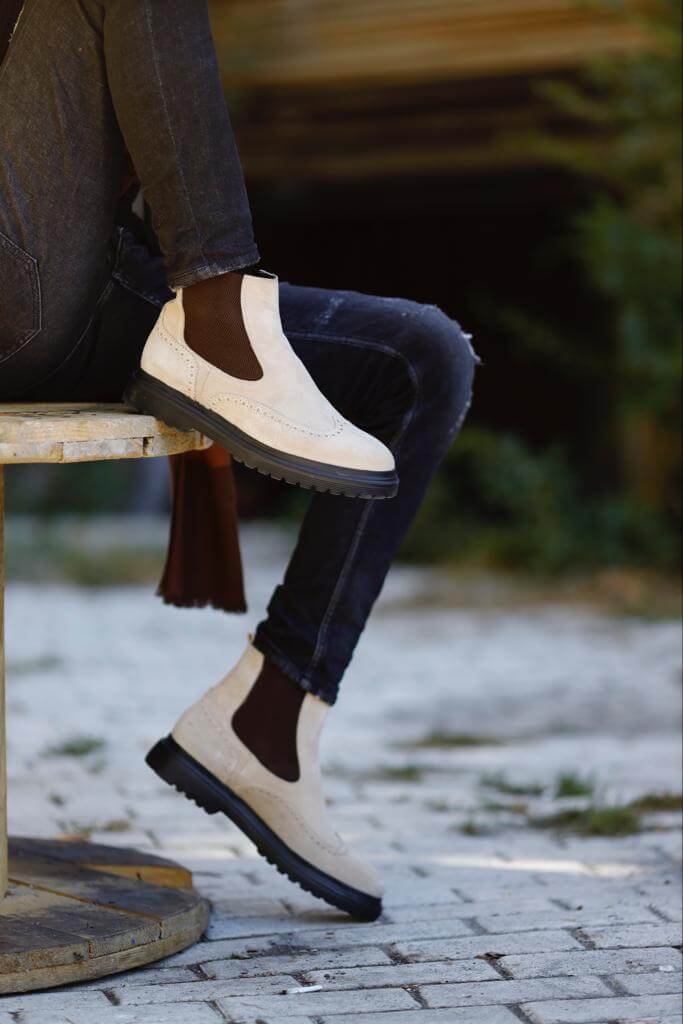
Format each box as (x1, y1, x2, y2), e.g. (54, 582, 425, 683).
(405, 0, 681, 573)
(536, 0, 682, 418)
(401, 429, 677, 571)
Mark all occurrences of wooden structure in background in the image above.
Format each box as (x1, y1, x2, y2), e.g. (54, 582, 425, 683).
(213, 0, 649, 87)
(0, 406, 210, 992)
(210, 0, 651, 182)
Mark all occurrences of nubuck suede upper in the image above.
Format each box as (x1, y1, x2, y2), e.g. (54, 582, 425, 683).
(125, 272, 398, 500)
(147, 644, 383, 921)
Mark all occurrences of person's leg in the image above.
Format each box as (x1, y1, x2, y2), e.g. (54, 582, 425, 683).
(146, 284, 477, 919)
(103, 0, 258, 289)
(0, 0, 258, 398)
(254, 284, 479, 704)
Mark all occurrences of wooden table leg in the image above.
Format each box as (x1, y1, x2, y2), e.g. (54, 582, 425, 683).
(0, 466, 7, 898)
(0, 407, 212, 986)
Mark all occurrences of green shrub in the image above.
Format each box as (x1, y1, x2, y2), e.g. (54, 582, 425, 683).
(401, 428, 679, 572)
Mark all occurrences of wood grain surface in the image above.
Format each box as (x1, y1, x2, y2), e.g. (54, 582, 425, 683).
(0, 410, 211, 988)
(0, 838, 209, 994)
(0, 404, 209, 464)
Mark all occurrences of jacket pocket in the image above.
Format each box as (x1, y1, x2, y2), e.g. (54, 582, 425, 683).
(0, 231, 41, 364)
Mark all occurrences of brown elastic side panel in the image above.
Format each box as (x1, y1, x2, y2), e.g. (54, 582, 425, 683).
(232, 659, 305, 783)
(183, 272, 263, 381)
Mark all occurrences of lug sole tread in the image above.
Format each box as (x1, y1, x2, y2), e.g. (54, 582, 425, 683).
(124, 371, 396, 500)
(146, 736, 382, 922)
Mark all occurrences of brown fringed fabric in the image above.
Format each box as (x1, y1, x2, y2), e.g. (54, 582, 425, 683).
(158, 445, 247, 613)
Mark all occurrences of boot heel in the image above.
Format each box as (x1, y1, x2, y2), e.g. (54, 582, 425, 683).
(146, 737, 223, 815)
(124, 372, 198, 434)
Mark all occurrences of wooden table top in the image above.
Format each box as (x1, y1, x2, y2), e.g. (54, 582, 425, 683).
(0, 404, 209, 465)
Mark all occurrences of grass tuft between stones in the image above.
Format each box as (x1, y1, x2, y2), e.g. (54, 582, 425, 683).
(43, 735, 107, 758)
(399, 732, 504, 750)
(530, 792, 682, 836)
(554, 772, 596, 798)
(481, 771, 545, 797)
(482, 799, 529, 815)
(629, 792, 683, 814)
(365, 764, 428, 783)
(530, 804, 643, 836)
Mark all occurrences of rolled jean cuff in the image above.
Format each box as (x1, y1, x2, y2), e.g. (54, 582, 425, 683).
(252, 628, 337, 707)
(168, 246, 261, 289)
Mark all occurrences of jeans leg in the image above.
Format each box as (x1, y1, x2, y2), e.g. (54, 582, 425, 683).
(254, 284, 478, 705)
(104, 0, 259, 288)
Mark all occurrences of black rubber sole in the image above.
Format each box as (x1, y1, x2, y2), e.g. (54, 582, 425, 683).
(146, 736, 383, 922)
(124, 370, 398, 500)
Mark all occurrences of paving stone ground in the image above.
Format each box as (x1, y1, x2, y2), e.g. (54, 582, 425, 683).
(3, 522, 682, 1023)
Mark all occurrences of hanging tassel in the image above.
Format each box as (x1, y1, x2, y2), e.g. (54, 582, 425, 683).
(157, 444, 247, 613)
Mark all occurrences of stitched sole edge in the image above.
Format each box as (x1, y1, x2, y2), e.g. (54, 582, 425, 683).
(146, 736, 383, 922)
(124, 370, 398, 500)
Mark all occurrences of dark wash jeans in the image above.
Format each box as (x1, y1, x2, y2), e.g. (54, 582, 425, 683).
(0, 0, 477, 704)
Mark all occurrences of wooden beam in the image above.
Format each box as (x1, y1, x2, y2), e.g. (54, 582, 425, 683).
(227, 69, 609, 183)
(211, 0, 650, 88)
(209, 1, 652, 182)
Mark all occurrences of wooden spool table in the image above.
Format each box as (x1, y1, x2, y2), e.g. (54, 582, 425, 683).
(0, 404, 211, 994)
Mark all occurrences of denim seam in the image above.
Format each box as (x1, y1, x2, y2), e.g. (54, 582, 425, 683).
(13, 278, 115, 399)
(169, 249, 261, 290)
(111, 270, 165, 310)
(110, 226, 167, 309)
(302, 500, 375, 698)
(0, 232, 42, 363)
(142, 0, 207, 276)
(12, 223, 123, 396)
(289, 332, 422, 697)
(252, 634, 310, 690)
(52, 221, 124, 383)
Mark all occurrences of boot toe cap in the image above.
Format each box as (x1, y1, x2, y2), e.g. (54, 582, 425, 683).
(335, 850, 385, 900)
(333, 423, 395, 474)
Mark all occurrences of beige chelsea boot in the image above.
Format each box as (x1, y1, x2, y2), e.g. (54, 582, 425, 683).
(147, 643, 384, 921)
(125, 272, 397, 499)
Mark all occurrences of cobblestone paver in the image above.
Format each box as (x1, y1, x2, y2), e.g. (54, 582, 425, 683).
(4, 523, 682, 1023)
